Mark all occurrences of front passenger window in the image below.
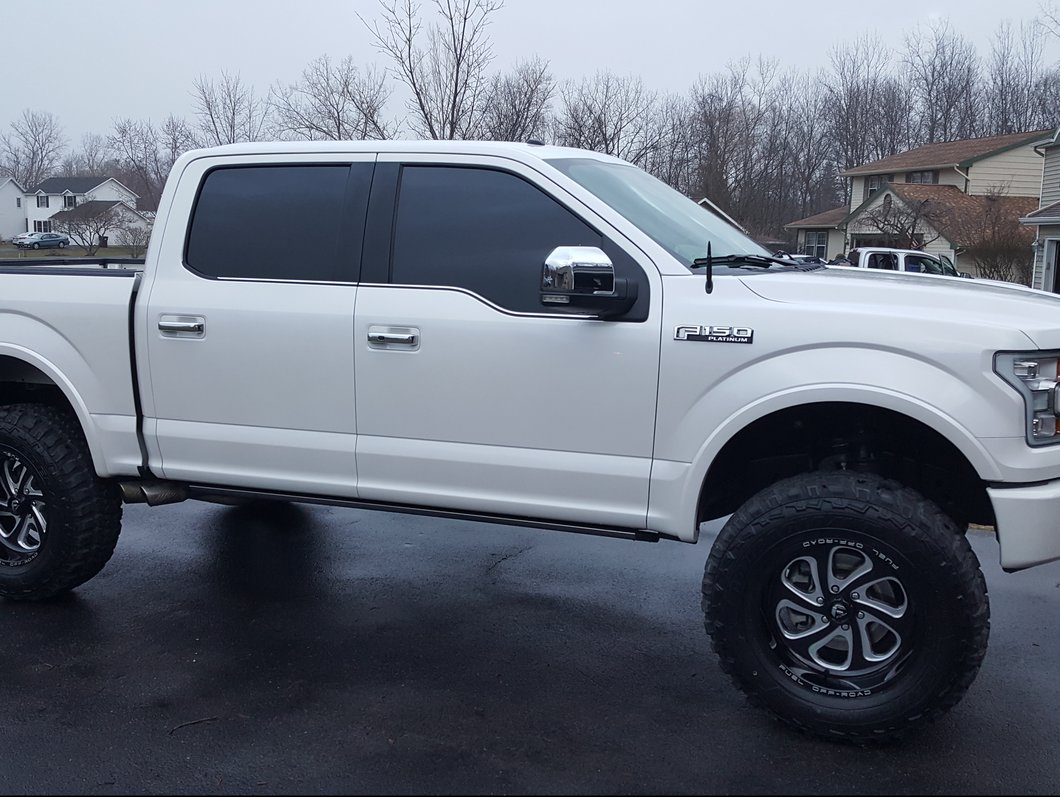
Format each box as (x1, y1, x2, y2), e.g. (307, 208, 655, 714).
(390, 165, 647, 318)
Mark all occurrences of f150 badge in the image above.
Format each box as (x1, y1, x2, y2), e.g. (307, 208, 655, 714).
(675, 325, 754, 344)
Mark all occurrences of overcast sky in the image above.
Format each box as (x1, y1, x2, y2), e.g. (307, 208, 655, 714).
(3, 0, 1058, 143)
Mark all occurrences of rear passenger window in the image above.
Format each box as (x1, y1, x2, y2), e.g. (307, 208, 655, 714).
(391, 166, 602, 313)
(185, 164, 371, 281)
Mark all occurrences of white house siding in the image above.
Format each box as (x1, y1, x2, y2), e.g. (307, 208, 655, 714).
(966, 147, 1045, 198)
(22, 179, 139, 234)
(849, 177, 865, 212)
(930, 169, 966, 189)
(88, 180, 137, 209)
(794, 228, 845, 259)
(1041, 149, 1060, 208)
(1031, 225, 1060, 292)
(0, 181, 25, 241)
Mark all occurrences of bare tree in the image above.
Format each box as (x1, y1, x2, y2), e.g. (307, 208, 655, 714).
(0, 110, 67, 188)
(61, 133, 115, 177)
(859, 193, 946, 249)
(363, 0, 502, 139)
(270, 55, 394, 140)
(471, 57, 555, 141)
(108, 116, 196, 210)
(51, 203, 124, 256)
(903, 21, 981, 143)
(984, 21, 1050, 135)
(192, 70, 270, 145)
(965, 190, 1035, 283)
(824, 35, 893, 174)
(117, 218, 153, 258)
(553, 72, 663, 166)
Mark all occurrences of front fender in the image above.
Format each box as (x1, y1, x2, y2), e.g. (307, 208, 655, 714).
(647, 346, 1015, 540)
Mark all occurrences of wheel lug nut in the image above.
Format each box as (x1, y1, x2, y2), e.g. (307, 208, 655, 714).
(851, 592, 860, 600)
(830, 585, 839, 593)
(816, 597, 824, 605)
(842, 624, 850, 630)
(857, 612, 865, 619)
(821, 616, 829, 624)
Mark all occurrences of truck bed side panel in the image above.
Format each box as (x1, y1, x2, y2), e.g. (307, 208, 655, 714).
(0, 272, 140, 476)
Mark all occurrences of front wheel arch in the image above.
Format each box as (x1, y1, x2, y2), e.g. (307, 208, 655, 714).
(697, 402, 993, 531)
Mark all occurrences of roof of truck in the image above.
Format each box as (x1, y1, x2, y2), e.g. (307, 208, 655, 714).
(181, 140, 630, 165)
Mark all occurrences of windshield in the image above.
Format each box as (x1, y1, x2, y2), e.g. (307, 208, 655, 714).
(547, 158, 769, 267)
(937, 254, 959, 277)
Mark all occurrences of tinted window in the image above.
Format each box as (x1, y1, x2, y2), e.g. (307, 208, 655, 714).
(186, 164, 371, 281)
(391, 166, 603, 313)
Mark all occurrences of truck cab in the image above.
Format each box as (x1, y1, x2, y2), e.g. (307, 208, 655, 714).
(845, 246, 972, 278)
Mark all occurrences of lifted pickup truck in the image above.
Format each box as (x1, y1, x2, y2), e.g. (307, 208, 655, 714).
(2, 141, 1060, 743)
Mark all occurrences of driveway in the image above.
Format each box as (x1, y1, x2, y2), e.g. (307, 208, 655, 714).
(2, 501, 1058, 794)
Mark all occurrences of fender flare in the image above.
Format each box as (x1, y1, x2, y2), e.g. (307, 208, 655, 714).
(0, 344, 108, 474)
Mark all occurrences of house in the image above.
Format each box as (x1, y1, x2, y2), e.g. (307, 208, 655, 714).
(48, 199, 153, 248)
(1020, 127, 1060, 292)
(786, 129, 1052, 274)
(0, 177, 25, 242)
(24, 176, 139, 234)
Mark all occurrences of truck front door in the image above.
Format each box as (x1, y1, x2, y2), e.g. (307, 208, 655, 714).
(352, 156, 662, 529)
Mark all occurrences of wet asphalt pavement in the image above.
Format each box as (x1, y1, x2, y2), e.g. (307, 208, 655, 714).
(2, 500, 1059, 795)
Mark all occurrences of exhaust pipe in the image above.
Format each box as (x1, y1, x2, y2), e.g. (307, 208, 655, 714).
(120, 480, 189, 506)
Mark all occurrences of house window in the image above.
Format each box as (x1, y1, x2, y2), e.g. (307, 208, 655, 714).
(15, 198, 20, 208)
(863, 175, 894, 201)
(36, 195, 49, 209)
(33, 220, 52, 233)
(802, 231, 828, 259)
(906, 170, 939, 184)
(64, 195, 77, 208)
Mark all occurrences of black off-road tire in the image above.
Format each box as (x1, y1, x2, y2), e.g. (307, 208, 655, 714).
(0, 404, 122, 600)
(702, 470, 989, 743)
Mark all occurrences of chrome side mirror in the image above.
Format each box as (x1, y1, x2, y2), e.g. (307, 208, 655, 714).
(541, 246, 615, 299)
(540, 245, 638, 319)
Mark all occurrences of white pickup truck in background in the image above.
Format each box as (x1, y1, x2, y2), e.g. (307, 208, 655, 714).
(841, 246, 973, 278)
(2, 141, 1060, 743)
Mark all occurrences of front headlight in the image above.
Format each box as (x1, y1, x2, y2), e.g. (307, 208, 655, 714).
(995, 351, 1060, 445)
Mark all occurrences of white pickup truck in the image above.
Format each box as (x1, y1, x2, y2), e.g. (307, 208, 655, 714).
(842, 246, 973, 278)
(2, 141, 1060, 743)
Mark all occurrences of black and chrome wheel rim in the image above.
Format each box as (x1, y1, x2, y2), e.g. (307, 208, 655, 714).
(0, 450, 47, 565)
(765, 537, 915, 696)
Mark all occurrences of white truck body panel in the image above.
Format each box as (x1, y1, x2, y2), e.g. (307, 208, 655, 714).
(2, 140, 1060, 570)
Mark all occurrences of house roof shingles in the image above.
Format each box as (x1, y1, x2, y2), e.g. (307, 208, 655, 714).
(48, 200, 124, 223)
(785, 205, 848, 229)
(29, 176, 112, 194)
(1022, 199, 1060, 222)
(885, 183, 1038, 248)
(840, 129, 1052, 177)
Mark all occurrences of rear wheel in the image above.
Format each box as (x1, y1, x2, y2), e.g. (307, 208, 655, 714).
(31, 243, 39, 250)
(703, 470, 989, 743)
(0, 404, 122, 600)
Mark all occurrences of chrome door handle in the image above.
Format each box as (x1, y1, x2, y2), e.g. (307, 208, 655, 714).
(158, 316, 206, 337)
(368, 331, 418, 345)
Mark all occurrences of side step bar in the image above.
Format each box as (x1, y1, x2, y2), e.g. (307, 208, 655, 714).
(117, 479, 668, 543)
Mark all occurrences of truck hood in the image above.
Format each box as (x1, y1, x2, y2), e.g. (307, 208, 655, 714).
(740, 267, 1060, 349)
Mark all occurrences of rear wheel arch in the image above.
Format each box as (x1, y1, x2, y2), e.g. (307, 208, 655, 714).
(0, 354, 104, 474)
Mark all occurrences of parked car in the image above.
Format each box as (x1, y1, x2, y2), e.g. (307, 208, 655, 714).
(14, 232, 69, 250)
(10, 232, 35, 247)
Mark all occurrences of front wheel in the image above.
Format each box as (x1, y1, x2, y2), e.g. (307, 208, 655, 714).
(57, 242, 65, 249)
(0, 404, 122, 600)
(702, 471, 989, 743)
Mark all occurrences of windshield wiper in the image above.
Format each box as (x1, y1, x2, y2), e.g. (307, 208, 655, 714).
(690, 253, 796, 269)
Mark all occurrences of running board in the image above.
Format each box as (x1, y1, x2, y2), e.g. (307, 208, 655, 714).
(186, 484, 666, 543)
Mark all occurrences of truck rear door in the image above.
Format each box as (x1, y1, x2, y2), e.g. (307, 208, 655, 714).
(137, 155, 374, 496)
